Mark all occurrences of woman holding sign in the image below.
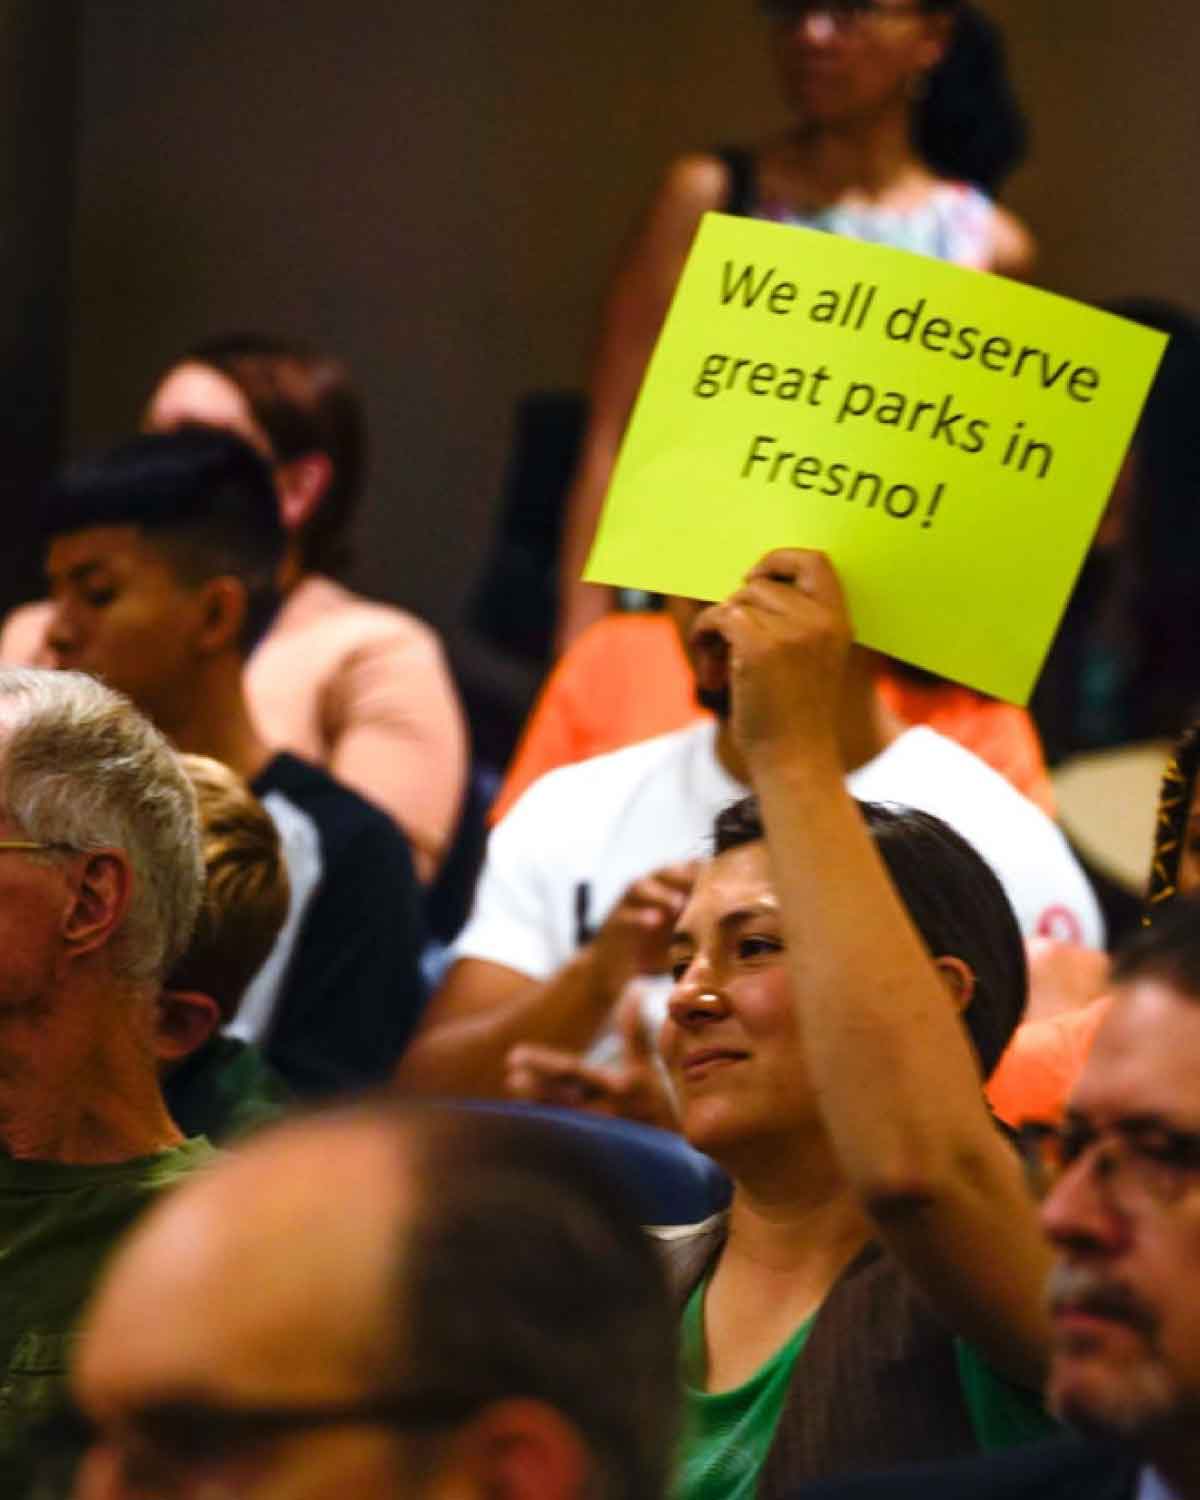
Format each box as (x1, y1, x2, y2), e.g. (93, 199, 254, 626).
(557, 0, 1034, 649)
(659, 551, 1055, 1498)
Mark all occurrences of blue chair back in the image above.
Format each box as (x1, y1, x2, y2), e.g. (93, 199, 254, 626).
(455, 1100, 730, 1225)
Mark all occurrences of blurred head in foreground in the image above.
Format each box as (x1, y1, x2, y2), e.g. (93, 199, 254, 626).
(72, 1102, 677, 1500)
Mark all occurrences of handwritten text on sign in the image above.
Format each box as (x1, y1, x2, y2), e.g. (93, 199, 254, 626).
(583, 215, 1167, 703)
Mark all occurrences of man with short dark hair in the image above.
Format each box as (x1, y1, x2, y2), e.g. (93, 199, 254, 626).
(71, 1102, 679, 1500)
(787, 891, 1200, 1500)
(1, 333, 469, 880)
(0, 667, 212, 1494)
(40, 428, 427, 1097)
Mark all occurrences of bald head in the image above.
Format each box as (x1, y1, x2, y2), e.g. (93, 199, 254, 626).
(73, 1103, 678, 1500)
(78, 1114, 406, 1411)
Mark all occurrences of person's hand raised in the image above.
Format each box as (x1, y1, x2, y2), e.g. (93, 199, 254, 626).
(591, 862, 697, 996)
(707, 549, 853, 769)
(505, 989, 678, 1130)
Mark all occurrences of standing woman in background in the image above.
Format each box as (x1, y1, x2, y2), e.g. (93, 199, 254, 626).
(557, 0, 1034, 649)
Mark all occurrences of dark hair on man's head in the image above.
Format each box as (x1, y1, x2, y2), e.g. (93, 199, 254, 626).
(177, 332, 366, 576)
(398, 1108, 678, 1500)
(43, 428, 285, 655)
(713, 795, 1027, 1076)
(1114, 891, 1200, 1000)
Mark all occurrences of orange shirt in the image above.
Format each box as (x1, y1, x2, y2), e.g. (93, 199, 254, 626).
(986, 997, 1110, 1127)
(493, 614, 1056, 823)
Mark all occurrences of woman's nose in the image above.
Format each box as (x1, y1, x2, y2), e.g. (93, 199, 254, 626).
(667, 963, 728, 1027)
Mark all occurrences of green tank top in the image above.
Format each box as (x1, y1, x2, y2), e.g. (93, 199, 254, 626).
(673, 1277, 814, 1500)
(672, 1274, 1057, 1500)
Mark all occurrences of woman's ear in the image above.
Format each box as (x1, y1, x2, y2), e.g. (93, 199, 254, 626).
(932, 954, 976, 1013)
(275, 452, 332, 533)
(153, 988, 222, 1067)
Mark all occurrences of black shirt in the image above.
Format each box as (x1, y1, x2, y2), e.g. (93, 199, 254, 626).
(248, 752, 427, 1098)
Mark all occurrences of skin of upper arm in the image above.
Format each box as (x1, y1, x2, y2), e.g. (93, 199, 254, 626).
(988, 205, 1037, 279)
(324, 633, 469, 880)
(393, 957, 542, 1094)
(558, 152, 734, 604)
(587, 152, 732, 437)
(861, 1122, 1054, 1391)
(753, 757, 1051, 1389)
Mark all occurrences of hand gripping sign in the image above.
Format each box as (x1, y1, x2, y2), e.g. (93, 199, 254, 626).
(583, 215, 1167, 704)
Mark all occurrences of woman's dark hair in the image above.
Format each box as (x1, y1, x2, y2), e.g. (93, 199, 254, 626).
(915, 1, 1028, 192)
(1146, 720, 1200, 920)
(714, 795, 1028, 1076)
(162, 333, 367, 577)
(756, 0, 1028, 191)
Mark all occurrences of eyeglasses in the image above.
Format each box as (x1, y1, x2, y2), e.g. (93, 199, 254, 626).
(0, 840, 69, 855)
(33, 1390, 487, 1495)
(761, 0, 927, 31)
(1018, 1117, 1200, 1210)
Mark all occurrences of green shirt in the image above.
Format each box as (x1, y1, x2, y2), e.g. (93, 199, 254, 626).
(0, 1137, 216, 1496)
(674, 1279, 815, 1500)
(164, 1035, 292, 1144)
(673, 1275, 1058, 1500)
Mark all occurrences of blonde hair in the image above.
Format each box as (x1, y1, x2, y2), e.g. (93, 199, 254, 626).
(0, 668, 203, 983)
(168, 755, 289, 1024)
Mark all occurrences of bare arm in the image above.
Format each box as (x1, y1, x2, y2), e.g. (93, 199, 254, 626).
(713, 550, 1052, 1388)
(322, 630, 468, 883)
(395, 864, 694, 1098)
(989, 204, 1037, 280)
(556, 154, 731, 651)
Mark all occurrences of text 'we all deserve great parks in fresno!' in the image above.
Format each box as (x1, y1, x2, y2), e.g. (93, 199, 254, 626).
(690, 260, 1102, 528)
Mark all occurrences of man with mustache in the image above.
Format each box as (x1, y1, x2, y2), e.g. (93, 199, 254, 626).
(398, 588, 1102, 1100)
(788, 890, 1200, 1500)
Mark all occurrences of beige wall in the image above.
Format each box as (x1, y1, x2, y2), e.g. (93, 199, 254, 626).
(987, 0, 1200, 311)
(64, 3, 1197, 636)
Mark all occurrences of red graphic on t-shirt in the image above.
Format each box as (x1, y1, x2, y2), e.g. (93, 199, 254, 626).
(1036, 905, 1083, 945)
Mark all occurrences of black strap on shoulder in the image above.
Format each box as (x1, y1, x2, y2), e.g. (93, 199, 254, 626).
(711, 144, 756, 217)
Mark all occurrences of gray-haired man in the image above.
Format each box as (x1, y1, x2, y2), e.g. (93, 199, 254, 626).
(0, 668, 212, 1495)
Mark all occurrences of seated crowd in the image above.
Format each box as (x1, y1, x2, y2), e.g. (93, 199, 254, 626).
(6, 132, 1200, 1500)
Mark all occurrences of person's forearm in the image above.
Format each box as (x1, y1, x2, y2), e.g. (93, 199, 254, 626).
(752, 747, 1001, 1199)
(394, 948, 624, 1099)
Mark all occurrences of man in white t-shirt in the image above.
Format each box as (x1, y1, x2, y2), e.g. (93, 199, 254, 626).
(396, 590, 1102, 1098)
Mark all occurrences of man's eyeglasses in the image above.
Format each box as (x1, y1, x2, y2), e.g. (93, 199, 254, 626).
(1017, 1117, 1200, 1210)
(0, 841, 72, 856)
(761, 0, 927, 31)
(33, 1390, 487, 1495)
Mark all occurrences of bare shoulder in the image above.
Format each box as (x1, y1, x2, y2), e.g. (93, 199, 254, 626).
(0, 598, 53, 665)
(621, 152, 736, 283)
(657, 151, 734, 215)
(988, 203, 1037, 279)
